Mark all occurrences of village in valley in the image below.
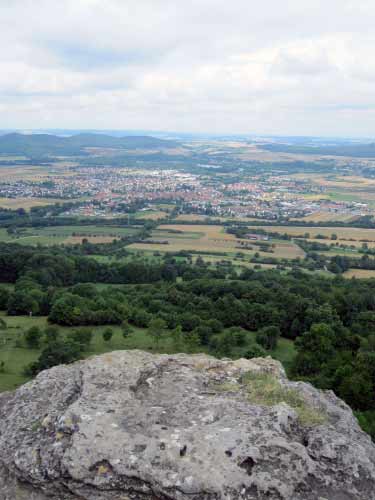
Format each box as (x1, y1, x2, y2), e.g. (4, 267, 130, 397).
(0, 163, 370, 221)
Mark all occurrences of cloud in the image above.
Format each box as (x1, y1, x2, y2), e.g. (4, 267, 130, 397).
(0, 0, 375, 136)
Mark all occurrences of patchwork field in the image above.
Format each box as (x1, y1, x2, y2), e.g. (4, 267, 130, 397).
(248, 225, 375, 242)
(2, 225, 139, 246)
(130, 224, 305, 259)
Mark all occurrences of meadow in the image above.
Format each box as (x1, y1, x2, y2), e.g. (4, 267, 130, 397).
(1, 225, 139, 246)
(0, 313, 295, 392)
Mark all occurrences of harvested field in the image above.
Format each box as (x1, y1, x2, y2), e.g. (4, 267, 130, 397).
(130, 224, 304, 259)
(248, 225, 375, 242)
(0, 197, 64, 210)
(136, 210, 168, 220)
(343, 269, 375, 279)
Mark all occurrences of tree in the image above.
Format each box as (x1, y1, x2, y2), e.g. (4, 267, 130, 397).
(149, 318, 166, 345)
(44, 325, 59, 343)
(179, 312, 201, 332)
(25, 339, 82, 375)
(68, 328, 93, 351)
(132, 309, 151, 328)
(171, 325, 183, 351)
(24, 326, 42, 349)
(292, 323, 336, 377)
(0, 287, 10, 310)
(206, 318, 223, 334)
(102, 328, 113, 343)
(8, 290, 39, 316)
(244, 344, 266, 359)
(183, 329, 201, 353)
(193, 325, 213, 345)
(0, 318, 7, 346)
(121, 321, 133, 339)
(256, 326, 280, 350)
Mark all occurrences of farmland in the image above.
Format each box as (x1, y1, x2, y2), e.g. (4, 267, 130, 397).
(247, 225, 375, 243)
(343, 269, 375, 279)
(1, 225, 139, 246)
(0, 197, 66, 210)
(129, 224, 305, 260)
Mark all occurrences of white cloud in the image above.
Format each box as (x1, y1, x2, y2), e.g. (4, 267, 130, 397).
(0, 0, 375, 136)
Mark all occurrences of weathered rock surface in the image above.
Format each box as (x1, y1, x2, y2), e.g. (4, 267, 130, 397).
(0, 350, 375, 500)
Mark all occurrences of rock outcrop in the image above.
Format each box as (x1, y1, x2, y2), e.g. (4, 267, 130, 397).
(0, 350, 374, 500)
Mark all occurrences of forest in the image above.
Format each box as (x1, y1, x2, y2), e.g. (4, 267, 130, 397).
(0, 241, 374, 439)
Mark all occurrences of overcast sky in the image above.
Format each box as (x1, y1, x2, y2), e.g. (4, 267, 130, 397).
(1, 0, 375, 137)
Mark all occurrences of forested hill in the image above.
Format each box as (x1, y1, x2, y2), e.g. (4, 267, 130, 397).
(0, 133, 179, 157)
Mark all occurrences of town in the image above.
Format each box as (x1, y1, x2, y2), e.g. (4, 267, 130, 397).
(0, 164, 369, 221)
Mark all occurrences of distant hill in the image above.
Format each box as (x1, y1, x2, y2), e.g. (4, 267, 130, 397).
(0, 133, 179, 158)
(260, 142, 375, 158)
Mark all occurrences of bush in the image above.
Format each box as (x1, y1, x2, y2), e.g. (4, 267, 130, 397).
(44, 325, 60, 343)
(24, 326, 42, 349)
(103, 328, 113, 343)
(121, 321, 133, 338)
(67, 328, 93, 351)
(244, 344, 267, 359)
(256, 326, 280, 350)
(25, 339, 82, 376)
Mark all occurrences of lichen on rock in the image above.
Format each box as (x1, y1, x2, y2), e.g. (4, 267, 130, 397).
(0, 350, 374, 499)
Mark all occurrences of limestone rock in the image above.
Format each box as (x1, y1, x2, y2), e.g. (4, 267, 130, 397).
(0, 350, 374, 499)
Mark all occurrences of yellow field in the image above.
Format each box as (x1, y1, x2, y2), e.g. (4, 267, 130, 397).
(137, 210, 168, 220)
(291, 173, 375, 188)
(175, 214, 214, 222)
(130, 224, 304, 259)
(248, 225, 375, 242)
(343, 269, 375, 279)
(293, 212, 357, 223)
(0, 197, 64, 210)
(175, 214, 263, 223)
(0, 166, 50, 181)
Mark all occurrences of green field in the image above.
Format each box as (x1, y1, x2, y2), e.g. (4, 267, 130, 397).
(0, 313, 296, 392)
(0, 315, 154, 391)
(0, 225, 139, 246)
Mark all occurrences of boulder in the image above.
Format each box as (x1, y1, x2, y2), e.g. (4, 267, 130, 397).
(0, 350, 374, 499)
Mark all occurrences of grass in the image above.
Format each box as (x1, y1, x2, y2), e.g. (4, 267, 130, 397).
(241, 371, 327, 427)
(2, 225, 139, 246)
(0, 310, 298, 393)
(0, 314, 182, 392)
(270, 338, 296, 372)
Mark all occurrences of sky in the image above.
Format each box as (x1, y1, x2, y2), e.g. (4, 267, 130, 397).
(1, 0, 375, 137)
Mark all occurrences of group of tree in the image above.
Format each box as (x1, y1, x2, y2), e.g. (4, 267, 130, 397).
(1, 242, 375, 439)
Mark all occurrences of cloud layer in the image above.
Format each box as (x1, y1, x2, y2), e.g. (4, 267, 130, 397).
(1, 0, 375, 136)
